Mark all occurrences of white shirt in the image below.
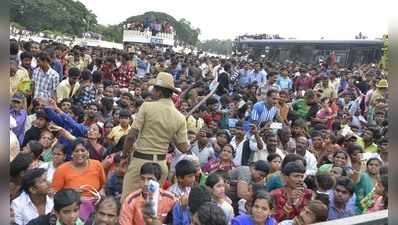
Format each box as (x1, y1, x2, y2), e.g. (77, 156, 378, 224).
(362, 152, 382, 162)
(191, 142, 216, 167)
(252, 145, 286, 162)
(300, 150, 318, 176)
(217, 200, 234, 223)
(11, 191, 54, 225)
(212, 64, 222, 79)
(200, 63, 209, 78)
(24, 114, 36, 132)
(230, 135, 258, 166)
(39, 162, 56, 183)
(330, 78, 340, 92)
(31, 57, 37, 69)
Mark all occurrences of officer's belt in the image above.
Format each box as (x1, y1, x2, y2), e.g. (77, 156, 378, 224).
(133, 151, 166, 161)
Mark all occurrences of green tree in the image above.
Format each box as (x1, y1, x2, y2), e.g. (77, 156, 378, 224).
(94, 24, 123, 42)
(10, 0, 97, 36)
(197, 39, 233, 55)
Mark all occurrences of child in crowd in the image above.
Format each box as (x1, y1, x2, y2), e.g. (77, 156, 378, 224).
(105, 152, 126, 200)
(205, 172, 235, 223)
(167, 159, 197, 198)
(232, 191, 277, 225)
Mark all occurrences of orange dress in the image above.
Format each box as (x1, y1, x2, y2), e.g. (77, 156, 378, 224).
(52, 159, 106, 197)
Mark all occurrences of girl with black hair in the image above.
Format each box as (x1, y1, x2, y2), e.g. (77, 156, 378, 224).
(206, 173, 235, 223)
(232, 191, 277, 225)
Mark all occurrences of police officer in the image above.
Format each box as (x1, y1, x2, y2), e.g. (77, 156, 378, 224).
(121, 72, 189, 202)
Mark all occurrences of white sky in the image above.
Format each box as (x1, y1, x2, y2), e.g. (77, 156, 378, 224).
(78, 0, 391, 41)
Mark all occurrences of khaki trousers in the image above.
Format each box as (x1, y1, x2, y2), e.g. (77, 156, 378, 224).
(120, 156, 168, 203)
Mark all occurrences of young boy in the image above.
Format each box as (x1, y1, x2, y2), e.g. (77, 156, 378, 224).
(119, 163, 176, 225)
(107, 109, 131, 145)
(105, 153, 127, 200)
(167, 159, 197, 198)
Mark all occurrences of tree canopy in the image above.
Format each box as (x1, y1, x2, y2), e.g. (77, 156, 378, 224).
(197, 39, 233, 56)
(11, 0, 97, 36)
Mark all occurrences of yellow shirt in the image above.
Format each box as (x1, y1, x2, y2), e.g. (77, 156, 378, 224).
(66, 55, 85, 70)
(83, 54, 92, 68)
(108, 125, 131, 145)
(356, 137, 378, 153)
(56, 79, 80, 102)
(187, 115, 204, 134)
(10, 66, 31, 96)
(132, 98, 188, 154)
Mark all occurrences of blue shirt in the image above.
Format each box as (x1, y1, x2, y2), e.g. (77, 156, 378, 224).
(170, 68, 182, 80)
(44, 107, 87, 137)
(106, 171, 123, 197)
(238, 69, 251, 87)
(338, 79, 349, 93)
(44, 107, 88, 159)
(137, 58, 149, 77)
(328, 190, 357, 220)
(276, 75, 293, 91)
(172, 202, 191, 225)
(231, 214, 277, 225)
(251, 101, 279, 125)
(248, 70, 267, 86)
(51, 59, 63, 80)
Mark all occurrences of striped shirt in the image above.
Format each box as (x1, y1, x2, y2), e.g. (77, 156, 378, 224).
(251, 101, 279, 125)
(32, 67, 60, 99)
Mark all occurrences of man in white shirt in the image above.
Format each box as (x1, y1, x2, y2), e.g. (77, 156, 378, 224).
(295, 136, 318, 176)
(230, 121, 263, 166)
(199, 59, 209, 78)
(11, 168, 54, 225)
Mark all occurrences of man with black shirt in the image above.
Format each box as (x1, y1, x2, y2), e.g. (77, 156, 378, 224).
(215, 63, 231, 97)
(22, 110, 49, 147)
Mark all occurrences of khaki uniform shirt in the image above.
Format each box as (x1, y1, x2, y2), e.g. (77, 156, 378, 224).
(132, 98, 188, 154)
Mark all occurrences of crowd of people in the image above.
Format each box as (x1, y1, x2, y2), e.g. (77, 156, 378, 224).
(9, 35, 388, 225)
(123, 20, 175, 35)
(237, 34, 285, 40)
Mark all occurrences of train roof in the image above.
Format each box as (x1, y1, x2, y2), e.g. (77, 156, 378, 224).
(235, 39, 383, 45)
